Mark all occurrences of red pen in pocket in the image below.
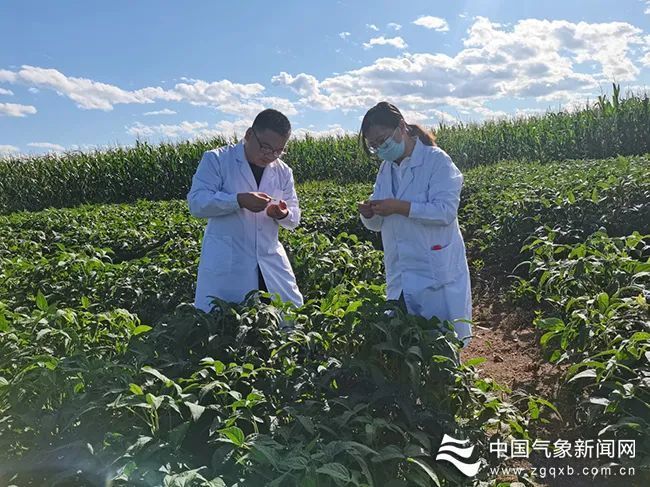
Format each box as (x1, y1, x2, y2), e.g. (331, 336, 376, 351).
(431, 244, 443, 250)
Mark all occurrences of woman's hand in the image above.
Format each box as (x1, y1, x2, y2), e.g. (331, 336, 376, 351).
(369, 199, 410, 217)
(358, 200, 375, 218)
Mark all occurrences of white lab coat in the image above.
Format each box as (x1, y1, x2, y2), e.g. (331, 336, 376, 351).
(361, 139, 472, 346)
(188, 141, 303, 311)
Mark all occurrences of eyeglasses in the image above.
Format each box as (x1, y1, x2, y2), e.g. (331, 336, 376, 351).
(366, 126, 399, 154)
(252, 129, 286, 158)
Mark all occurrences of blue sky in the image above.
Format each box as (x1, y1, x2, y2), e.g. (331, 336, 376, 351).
(1, 0, 649, 157)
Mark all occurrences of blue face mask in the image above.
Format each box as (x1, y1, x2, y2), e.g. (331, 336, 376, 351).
(375, 127, 405, 162)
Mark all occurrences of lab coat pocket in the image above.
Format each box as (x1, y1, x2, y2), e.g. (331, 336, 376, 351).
(428, 243, 461, 288)
(199, 235, 232, 274)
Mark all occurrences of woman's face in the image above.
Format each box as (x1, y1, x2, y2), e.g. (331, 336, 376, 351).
(364, 121, 405, 152)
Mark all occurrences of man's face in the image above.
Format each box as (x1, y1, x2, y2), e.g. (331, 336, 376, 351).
(244, 128, 290, 166)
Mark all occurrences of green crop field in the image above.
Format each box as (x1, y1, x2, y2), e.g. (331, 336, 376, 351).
(1, 91, 649, 486)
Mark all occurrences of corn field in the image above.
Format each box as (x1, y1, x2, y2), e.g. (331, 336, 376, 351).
(0, 85, 648, 214)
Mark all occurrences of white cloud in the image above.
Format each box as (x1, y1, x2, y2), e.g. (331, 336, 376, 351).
(127, 121, 209, 139)
(363, 36, 408, 50)
(0, 66, 173, 110)
(257, 96, 299, 116)
(464, 17, 644, 81)
(126, 119, 254, 140)
(0, 144, 20, 157)
(271, 72, 335, 111)
(367, 24, 379, 31)
(143, 108, 176, 116)
(469, 106, 509, 120)
(388, 23, 402, 31)
(271, 72, 320, 98)
(535, 90, 597, 111)
(515, 107, 548, 118)
(0, 66, 295, 120)
(172, 79, 263, 107)
(402, 107, 459, 125)
(27, 142, 65, 152)
(645, 1, 650, 14)
(0, 70, 18, 83)
(28, 87, 39, 94)
(339, 32, 351, 40)
(213, 119, 250, 138)
(642, 52, 650, 67)
(413, 16, 449, 32)
(272, 17, 647, 121)
(127, 118, 351, 141)
(292, 124, 353, 139)
(0, 102, 37, 117)
(0, 88, 13, 96)
(69, 143, 100, 152)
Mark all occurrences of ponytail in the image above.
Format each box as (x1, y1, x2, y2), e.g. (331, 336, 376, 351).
(407, 124, 436, 146)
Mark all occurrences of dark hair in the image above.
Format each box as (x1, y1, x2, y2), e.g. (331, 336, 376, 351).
(252, 109, 291, 136)
(359, 101, 436, 156)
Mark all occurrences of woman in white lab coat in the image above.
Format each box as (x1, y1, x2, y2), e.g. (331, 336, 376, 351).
(187, 109, 303, 312)
(358, 102, 472, 347)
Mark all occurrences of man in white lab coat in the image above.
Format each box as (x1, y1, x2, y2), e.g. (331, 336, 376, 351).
(187, 109, 303, 312)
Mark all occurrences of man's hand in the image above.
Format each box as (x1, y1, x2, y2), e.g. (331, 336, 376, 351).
(237, 192, 272, 212)
(369, 199, 410, 217)
(266, 199, 289, 219)
(358, 200, 375, 218)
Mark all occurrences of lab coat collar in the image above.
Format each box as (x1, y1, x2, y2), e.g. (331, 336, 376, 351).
(235, 141, 257, 191)
(395, 138, 425, 199)
(235, 140, 280, 191)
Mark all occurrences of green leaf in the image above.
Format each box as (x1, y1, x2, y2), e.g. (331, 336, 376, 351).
(589, 397, 611, 407)
(629, 332, 650, 344)
(568, 369, 597, 382)
(129, 383, 144, 396)
(0, 312, 9, 332)
(218, 426, 246, 447)
(404, 443, 428, 457)
(407, 458, 441, 487)
(133, 325, 152, 336)
(186, 401, 206, 422)
(528, 398, 540, 420)
(205, 479, 227, 487)
(36, 291, 48, 311)
(532, 397, 561, 416)
(597, 292, 609, 311)
(372, 445, 405, 463)
(142, 366, 173, 386)
(213, 361, 226, 374)
(145, 393, 163, 410)
(169, 422, 190, 448)
(251, 443, 281, 468)
(296, 415, 315, 434)
(463, 357, 486, 367)
(315, 463, 351, 483)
